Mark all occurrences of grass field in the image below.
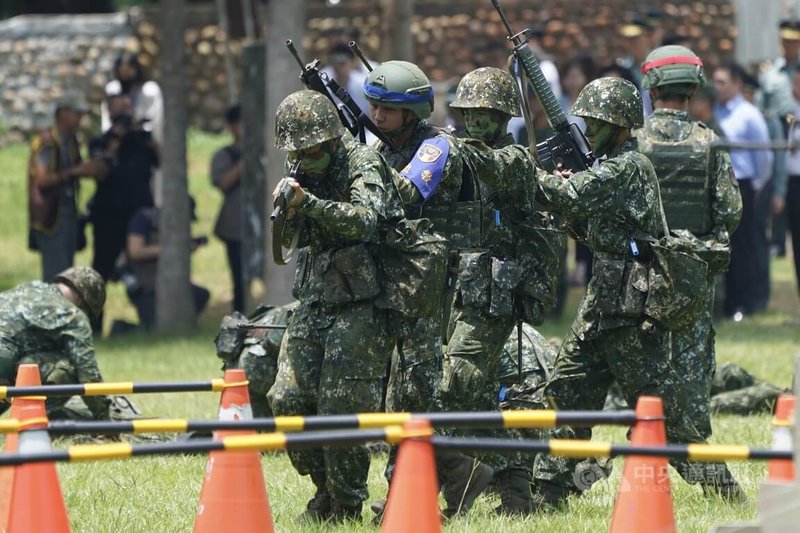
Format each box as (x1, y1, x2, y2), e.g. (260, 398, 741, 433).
(1, 133, 799, 531)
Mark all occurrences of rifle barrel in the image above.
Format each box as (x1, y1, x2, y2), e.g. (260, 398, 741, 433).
(285, 39, 305, 68)
(349, 41, 373, 72)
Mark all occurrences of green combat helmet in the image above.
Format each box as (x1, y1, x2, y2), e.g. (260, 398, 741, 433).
(449, 67, 521, 117)
(641, 45, 705, 95)
(54, 266, 106, 321)
(363, 60, 434, 119)
(275, 90, 345, 151)
(571, 77, 643, 129)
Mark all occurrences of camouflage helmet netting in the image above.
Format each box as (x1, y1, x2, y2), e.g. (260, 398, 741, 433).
(641, 45, 705, 91)
(275, 90, 345, 151)
(449, 67, 521, 117)
(571, 77, 644, 129)
(54, 266, 106, 320)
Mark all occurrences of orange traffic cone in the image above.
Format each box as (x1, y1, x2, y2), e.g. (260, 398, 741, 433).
(766, 393, 796, 482)
(0, 364, 44, 530)
(382, 419, 441, 533)
(193, 369, 273, 533)
(7, 365, 70, 532)
(609, 395, 675, 533)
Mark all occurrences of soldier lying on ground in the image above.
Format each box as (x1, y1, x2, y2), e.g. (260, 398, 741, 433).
(604, 362, 789, 415)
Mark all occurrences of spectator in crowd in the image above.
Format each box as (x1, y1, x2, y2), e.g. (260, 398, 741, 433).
(0, 266, 111, 421)
(27, 94, 105, 281)
(89, 94, 158, 287)
(616, 14, 655, 114)
(713, 63, 774, 319)
(321, 42, 371, 115)
(689, 86, 723, 135)
(102, 52, 165, 204)
(211, 104, 245, 313)
(760, 20, 800, 257)
(785, 69, 800, 300)
(125, 202, 210, 329)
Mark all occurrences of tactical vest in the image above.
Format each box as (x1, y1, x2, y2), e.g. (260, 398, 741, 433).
(639, 122, 713, 235)
(383, 124, 485, 251)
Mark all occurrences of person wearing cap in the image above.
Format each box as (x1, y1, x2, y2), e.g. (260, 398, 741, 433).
(635, 45, 745, 501)
(760, 20, 799, 259)
(616, 13, 655, 114)
(0, 266, 111, 421)
(28, 94, 106, 281)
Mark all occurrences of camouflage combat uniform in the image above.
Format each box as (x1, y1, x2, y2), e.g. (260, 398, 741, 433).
(468, 78, 726, 502)
(635, 46, 743, 443)
(438, 69, 563, 504)
(710, 362, 788, 414)
(0, 281, 110, 419)
(215, 303, 297, 418)
(606, 361, 787, 415)
(267, 91, 403, 515)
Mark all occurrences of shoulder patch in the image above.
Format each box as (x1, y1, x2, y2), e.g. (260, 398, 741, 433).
(400, 136, 450, 201)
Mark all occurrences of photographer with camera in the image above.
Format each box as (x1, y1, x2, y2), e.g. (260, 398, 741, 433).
(88, 94, 159, 330)
(124, 198, 209, 329)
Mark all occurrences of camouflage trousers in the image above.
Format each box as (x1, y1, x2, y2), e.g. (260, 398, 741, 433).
(438, 303, 526, 473)
(532, 312, 718, 494)
(224, 350, 277, 418)
(671, 275, 717, 439)
(383, 311, 443, 482)
(710, 362, 786, 415)
(0, 350, 103, 420)
(267, 301, 394, 507)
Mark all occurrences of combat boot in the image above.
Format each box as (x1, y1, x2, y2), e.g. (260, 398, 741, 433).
(329, 500, 362, 524)
(436, 450, 494, 517)
(701, 465, 750, 504)
(294, 473, 332, 524)
(530, 478, 569, 513)
(494, 468, 534, 515)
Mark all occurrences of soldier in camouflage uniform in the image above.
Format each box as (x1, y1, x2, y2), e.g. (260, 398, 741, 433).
(606, 361, 787, 415)
(634, 45, 744, 498)
(635, 44, 742, 434)
(0, 266, 110, 420)
(363, 61, 495, 517)
(215, 303, 297, 418)
(440, 67, 563, 514)
(266, 90, 407, 523)
(466, 77, 745, 508)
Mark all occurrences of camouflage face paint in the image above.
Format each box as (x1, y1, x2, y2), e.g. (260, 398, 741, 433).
(584, 117, 619, 157)
(463, 109, 503, 143)
(289, 142, 333, 178)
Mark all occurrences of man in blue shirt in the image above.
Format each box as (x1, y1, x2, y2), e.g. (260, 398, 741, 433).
(713, 63, 773, 319)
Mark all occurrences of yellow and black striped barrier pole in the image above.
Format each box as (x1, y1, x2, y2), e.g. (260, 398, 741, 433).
(7, 409, 637, 435)
(0, 431, 789, 466)
(0, 379, 231, 399)
(432, 436, 787, 462)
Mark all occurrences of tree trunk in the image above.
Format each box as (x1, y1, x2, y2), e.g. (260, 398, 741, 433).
(263, 0, 305, 305)
(156, 0, 194, 332)
(380, 0, 414, 60)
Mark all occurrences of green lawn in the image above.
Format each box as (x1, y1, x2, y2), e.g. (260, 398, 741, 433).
(1, 134, 799, 531)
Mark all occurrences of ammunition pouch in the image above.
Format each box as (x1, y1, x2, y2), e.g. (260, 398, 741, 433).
(406, 200, 483, 251)
(592, 256, 649, 318)
(515, 222, 567, 312)
(321, 243, 381, 305)
(374, 218, 448, 318)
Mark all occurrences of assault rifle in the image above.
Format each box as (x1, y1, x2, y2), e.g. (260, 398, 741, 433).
(286, 39, 396, 150)
(270, 160, 302, 265)
(491, 0, 594, 172)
